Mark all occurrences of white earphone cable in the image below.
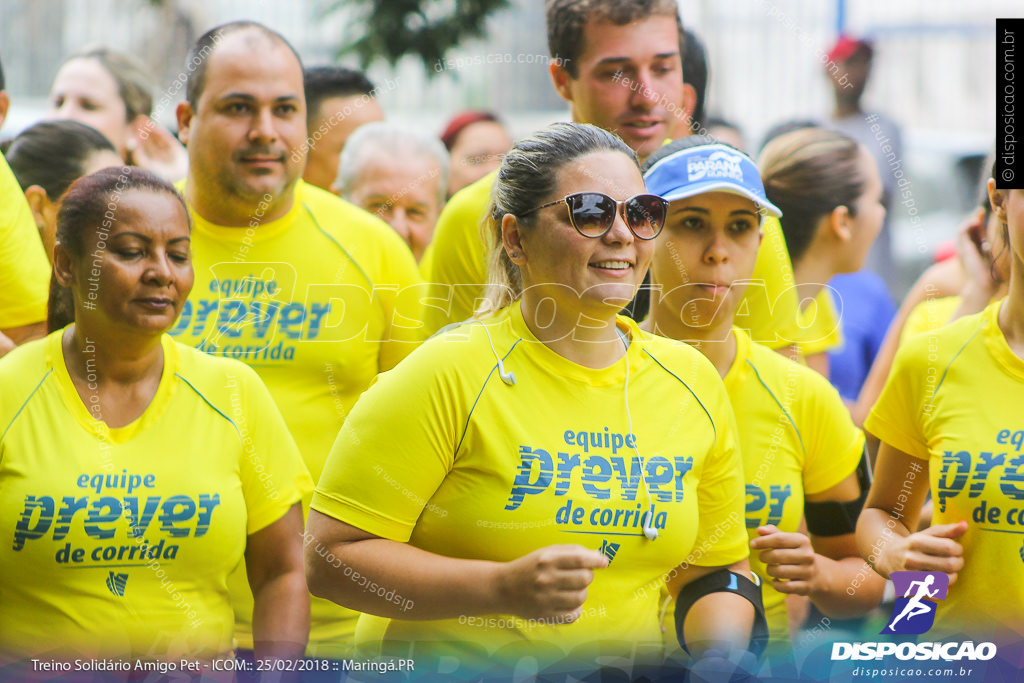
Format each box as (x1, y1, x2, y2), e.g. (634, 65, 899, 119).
(621, 330, 658, 541)
(480, 319, 516, 385)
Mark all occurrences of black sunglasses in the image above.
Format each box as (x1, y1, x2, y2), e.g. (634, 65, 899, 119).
(519, 192, 668, 240)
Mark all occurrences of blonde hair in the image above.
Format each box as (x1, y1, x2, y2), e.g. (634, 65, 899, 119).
(476, 122, 636, 316)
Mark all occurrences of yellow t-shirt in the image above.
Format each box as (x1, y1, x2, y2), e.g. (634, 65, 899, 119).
(421, 176, 802, 350)
(900, 296, 961, 347)
(311, 303, 749, 676)
(418, 170, 495, 331)
(0, 154, 49, 328)
(737, 215, 803, 350)
(792, 287, 844, 357)
(866, 299, 1024, 640)
(170, 180, 426, 656)
(0, 331, 311, 662)
(660, 329, 864, 652)
(729, 329, 863, 639)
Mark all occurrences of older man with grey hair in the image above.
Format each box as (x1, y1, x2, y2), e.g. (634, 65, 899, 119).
(337, 122, 449, 262)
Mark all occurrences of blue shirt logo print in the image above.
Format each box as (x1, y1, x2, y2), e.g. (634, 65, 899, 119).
(106, 571, 128, 597)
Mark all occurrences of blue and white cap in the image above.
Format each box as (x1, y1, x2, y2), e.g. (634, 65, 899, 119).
(643, 143, 782, 218)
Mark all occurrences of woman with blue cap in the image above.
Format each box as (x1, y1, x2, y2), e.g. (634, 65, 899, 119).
(642, 136, 885, 663)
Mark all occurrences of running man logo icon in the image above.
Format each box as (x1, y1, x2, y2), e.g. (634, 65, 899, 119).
(599, 540, 620, 564)
(106, 571, 128, 597)
(881, 571, 949, 635)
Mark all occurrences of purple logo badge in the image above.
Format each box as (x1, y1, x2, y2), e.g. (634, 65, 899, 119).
(882, 571, 949, 635)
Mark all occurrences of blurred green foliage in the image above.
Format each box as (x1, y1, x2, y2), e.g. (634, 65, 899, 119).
(326, 0, 510, 75)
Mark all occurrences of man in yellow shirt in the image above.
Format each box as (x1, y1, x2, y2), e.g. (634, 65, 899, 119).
(173, 21, 425, 659)
(421, 0, 801, 348)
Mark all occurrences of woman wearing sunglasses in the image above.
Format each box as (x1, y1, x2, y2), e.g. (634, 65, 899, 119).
(642, 137, 884, 666)
(305, 123, 762, 679)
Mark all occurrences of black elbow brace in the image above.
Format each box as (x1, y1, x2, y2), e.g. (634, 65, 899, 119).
(675, 569, 769, 659)
(805, 449, 872, 536)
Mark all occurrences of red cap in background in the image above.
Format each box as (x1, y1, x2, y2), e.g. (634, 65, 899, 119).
(827, 35, 873, 63)
(440, 111, 500, 150)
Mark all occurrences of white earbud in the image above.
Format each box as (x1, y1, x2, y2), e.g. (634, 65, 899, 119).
(498, 360, 516, 385)
(642, 513, 659, 541)
(480, 320, 517, 386)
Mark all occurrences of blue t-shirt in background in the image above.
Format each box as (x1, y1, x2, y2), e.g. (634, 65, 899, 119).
(827, 271, 896, 401)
